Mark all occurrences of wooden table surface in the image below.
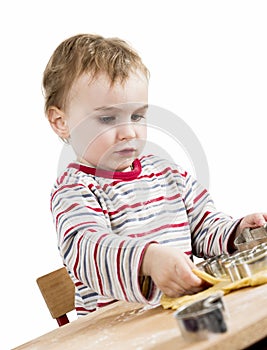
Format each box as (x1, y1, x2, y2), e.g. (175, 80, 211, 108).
(13, 283, 267, 350)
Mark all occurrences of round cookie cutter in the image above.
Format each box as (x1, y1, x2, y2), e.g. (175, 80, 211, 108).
(173, 292, 227, 341)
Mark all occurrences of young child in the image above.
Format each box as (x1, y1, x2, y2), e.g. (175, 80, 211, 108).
(43, 33, 267, 315)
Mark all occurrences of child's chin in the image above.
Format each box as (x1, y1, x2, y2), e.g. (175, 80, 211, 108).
(114, 161, 134, 172)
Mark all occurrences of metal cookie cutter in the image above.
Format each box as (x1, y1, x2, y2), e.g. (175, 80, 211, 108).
(198, 253, 229, 279)
(173, 292, 227, 342)
(234, 224, 267, 251)
(218, 243, 267, 281)
(234, 244, 267, 278)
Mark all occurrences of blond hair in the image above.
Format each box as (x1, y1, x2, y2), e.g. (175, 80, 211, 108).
(42, 33, 149, 113)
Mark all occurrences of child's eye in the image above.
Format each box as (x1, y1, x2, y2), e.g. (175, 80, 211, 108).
(131, 114, 144, 122)
(99, 116, 116, 124)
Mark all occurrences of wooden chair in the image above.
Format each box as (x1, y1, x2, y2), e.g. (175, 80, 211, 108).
(36, 267, 75, 326)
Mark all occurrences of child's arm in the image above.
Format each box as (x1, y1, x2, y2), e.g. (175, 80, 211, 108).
(179, 170, 267, 257)
(51, 181, 160, 305)
(179, 171, 242, 257)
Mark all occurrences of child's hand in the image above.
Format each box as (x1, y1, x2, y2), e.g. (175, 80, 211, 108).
(141, 244, 204, 298)
(227, 212, 267, 252)
(236, 213, 267, 235)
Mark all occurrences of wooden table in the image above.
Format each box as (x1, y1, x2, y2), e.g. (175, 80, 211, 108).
(13, 283, 267, 350)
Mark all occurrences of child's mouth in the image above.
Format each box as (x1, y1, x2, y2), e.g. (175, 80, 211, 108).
(115, 148, 136, 156)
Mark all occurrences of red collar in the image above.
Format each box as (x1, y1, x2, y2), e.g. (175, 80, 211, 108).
(68, 159, 141, 180)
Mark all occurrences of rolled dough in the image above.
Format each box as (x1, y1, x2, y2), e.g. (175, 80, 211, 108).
(161, 268, 267, 310)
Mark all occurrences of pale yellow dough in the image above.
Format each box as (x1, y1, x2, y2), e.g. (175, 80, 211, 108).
(161, 268, 267, 310)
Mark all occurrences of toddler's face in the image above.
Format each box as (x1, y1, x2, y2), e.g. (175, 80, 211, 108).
(65, 72, 148, 171)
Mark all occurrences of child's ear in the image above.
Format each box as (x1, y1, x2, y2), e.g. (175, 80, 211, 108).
(47, 107, 70, 139)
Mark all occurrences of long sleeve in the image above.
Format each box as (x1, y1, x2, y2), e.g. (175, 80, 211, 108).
(51, 179, 159, 305)
(180, 171, 240, 257)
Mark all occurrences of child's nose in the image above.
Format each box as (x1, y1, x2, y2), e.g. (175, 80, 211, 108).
(117, 122, 136, 140)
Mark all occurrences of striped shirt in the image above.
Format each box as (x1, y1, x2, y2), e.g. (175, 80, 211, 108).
(50, 154, 239, 315)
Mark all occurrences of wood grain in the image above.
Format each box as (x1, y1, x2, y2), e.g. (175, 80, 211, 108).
(13, 283, 267, 350)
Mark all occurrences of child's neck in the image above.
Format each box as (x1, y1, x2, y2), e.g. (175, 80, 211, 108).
(77, 158, 133, 172)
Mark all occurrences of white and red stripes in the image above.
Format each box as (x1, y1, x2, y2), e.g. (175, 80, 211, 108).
(51, 154, 240, 315)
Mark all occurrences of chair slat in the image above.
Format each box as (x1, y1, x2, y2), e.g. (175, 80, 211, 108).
(36, 267, 75, 325)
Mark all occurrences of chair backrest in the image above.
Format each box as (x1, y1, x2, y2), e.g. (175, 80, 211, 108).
(36, 267, 75, 326)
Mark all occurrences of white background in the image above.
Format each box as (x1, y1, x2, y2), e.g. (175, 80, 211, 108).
(1, 1, 267, 349)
